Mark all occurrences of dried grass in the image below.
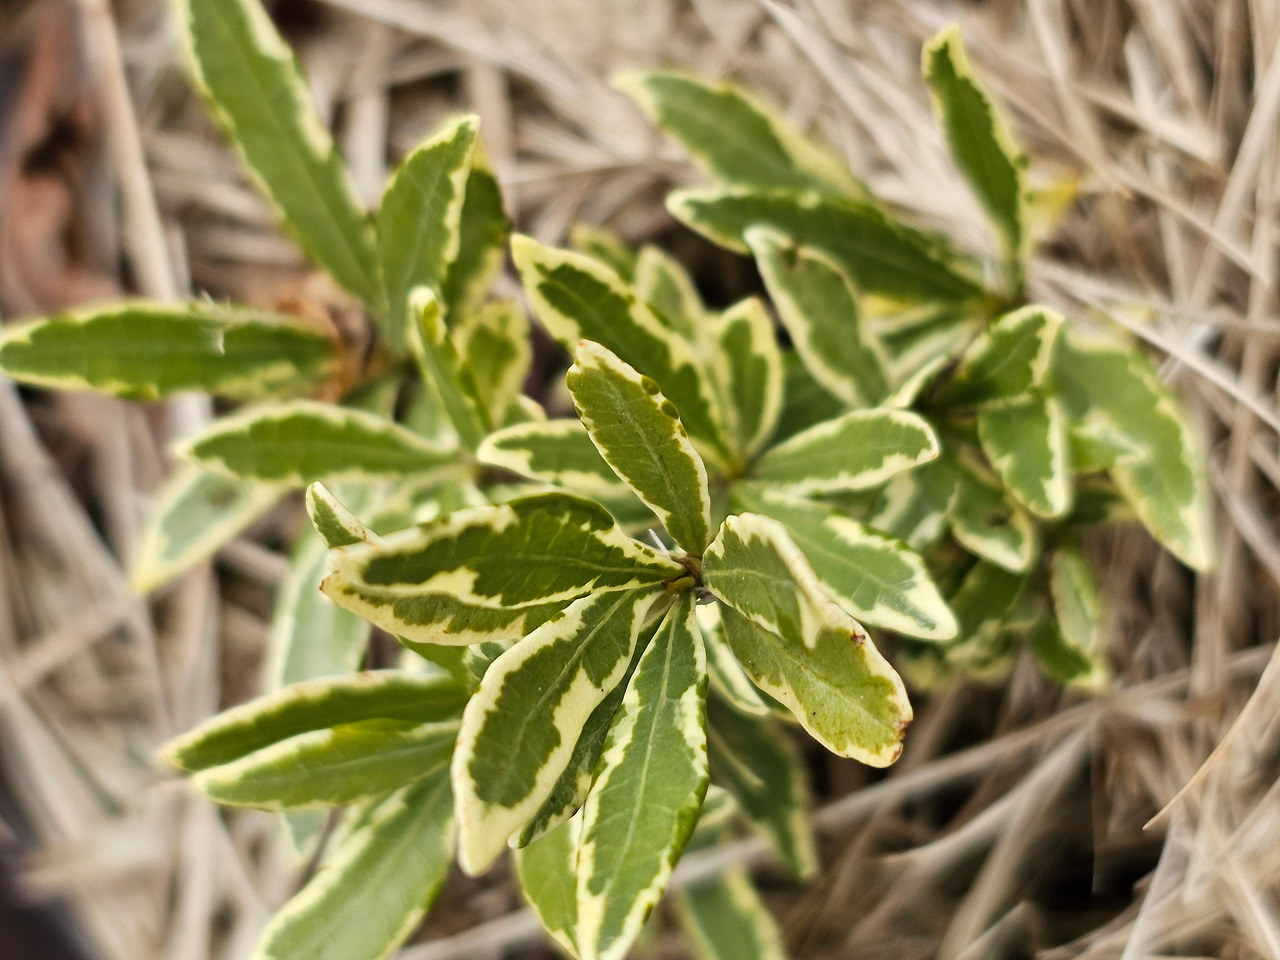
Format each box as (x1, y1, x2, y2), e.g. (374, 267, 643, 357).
(0, 0, 1278, 957)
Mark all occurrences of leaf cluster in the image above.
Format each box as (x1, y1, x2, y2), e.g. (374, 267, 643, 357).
(0, 7, 1213, 960)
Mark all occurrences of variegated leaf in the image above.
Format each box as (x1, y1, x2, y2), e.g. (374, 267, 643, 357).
(441, 155, 510, 320)
(0, 302, 336, 401)
(707, 694, 816, 878)
(570, 223, 637, 280)
(668, 187, 984, 303)
(193, 718, 458, 810)
(248, 769, 454, 960)
(867, 454, 958, 551)
(452, 589, 666, 874)
(162, 671, 467, 772)
(635, 245, 704, 341)
(978, 393, 1071, 518)
(703, 512, 855, 652)
(378, 114, 478, 349)
(514, 812, 582, 957)
(923, 26, 1030, 291)
(943, 305, 1062, 408)
(174, 0, 383, 310)
(777, 351, 846, 441)
(943, 560, 1026, 677)
(512, 236, 734, 466)
(265, 527, 371, 692)
(675, 869, 788, 960)
(747, 226, 889, 407)
(306, 482, 375, 548)
(1044, 546, 1108, 688)
(177, 400, 456, 486)
(453, 301, 531, 428)
(713, 298, 783, 460)
(1054, 332, 1212, 570)
(616, 71, 862, 197)
(409, 288, 491, 452)
(576, 597, 709, 960)
(478, 419, 631, 499)
(698, 605, 769, 717)
(735, 487, 957, 641)
(131, 463, 283, 593)
(717, 602, 911, 765)
(950, 459, 1038, 571)
(568, 340, 712, 554)
(515, 626, 648, 847)
(753, 407, 939, 495)
(327, 492, 682, 616)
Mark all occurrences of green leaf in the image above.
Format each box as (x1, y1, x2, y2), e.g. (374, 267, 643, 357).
(707, 694, 816, 878)
(162, 670, 467, 772)
(477, 419, 633, 499)
(131, 463, 283, 593)
(174, 0, 382, 309)
(441, 156, 510, 320)
(576, 597, 709, 960)
(378, 114, 479, 349)
(943, 305, 1062, 407)
(735, 487, 956, 641)
(1054, 332, 1212, 570)
(753, 407, 939, 495)
(923, 26, 1029, 290)
(668, 187, 984, 303)
(712, 298, 783, 459)
(570, 224, 637, 281)
(615, 70, 862, 197)
(698, 605, 769, 717)
(193, 717, 458, 810)
(977, 394, 1071, 518)
(327, 492, 682, 621)
(635, 245, 704, 341)
(747, 226, 889, 407)
(409, 288, 492, 451)
(176, 400, 456, 486)
(452, 589, 665, 873)
(512, 236, 733, 466)
(0, 302, 337, 401)
(568, 340, 712, 555)
(949, 458, 1038, 571)
(674, 869, 788, 960)
(249, 769, 454, 960)
(265, 526, 371, 691)
(1045, 546, 1107, 687)
(306, 482, 375, 548)
(514, 813, 581, 957)
(453, 301, 531, 428)
(718, 604, 910, 765)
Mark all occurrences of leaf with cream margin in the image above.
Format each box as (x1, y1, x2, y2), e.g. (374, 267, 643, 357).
(567, 340, 712, 555)
(752, 407, 939, 495)
(173, 0, 383, 311)
(575, 597, 709, 960)
(0, 302, 336, 401)
(451, 589, 666, 874)
(177, 400, 457, 486)
(747, 227, 889, 408)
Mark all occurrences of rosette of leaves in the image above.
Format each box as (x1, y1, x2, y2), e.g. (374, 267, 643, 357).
(0, 2, 952, 959)
(618, 24, 1212, 691)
